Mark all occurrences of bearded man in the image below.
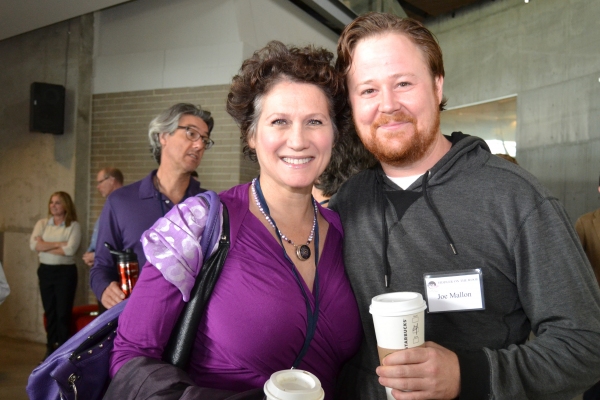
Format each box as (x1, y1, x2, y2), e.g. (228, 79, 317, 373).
(329, 12, 600, 400)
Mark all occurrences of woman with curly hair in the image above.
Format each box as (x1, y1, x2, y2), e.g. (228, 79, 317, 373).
(107, 41, 361, 399)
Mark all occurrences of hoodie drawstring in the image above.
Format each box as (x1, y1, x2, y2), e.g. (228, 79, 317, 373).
(378, 169, 458, 287)
(422, 171, 458, 255)
(380, 183, 391, 288)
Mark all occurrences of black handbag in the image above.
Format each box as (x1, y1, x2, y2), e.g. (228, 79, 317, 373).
(27, 195, 229, 400)
(163, 202, 230, 368)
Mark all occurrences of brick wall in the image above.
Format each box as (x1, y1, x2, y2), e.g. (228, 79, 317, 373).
(89, 84, 259, 244)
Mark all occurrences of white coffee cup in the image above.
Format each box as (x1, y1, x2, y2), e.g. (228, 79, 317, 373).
(370, 292, 427, 399)
(263, 369, 325, 400)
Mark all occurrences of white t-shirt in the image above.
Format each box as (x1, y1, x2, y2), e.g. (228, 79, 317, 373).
(30, 218, 82, 265)
(387, 174, 423, 190)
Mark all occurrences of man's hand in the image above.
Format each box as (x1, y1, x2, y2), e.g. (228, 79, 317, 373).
(101, 281, 125, 309)
(82, 251, 95, 267)
(377, 341, 460, 399)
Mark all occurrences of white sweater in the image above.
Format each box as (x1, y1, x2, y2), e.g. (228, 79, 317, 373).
(30, 218, 82, 265)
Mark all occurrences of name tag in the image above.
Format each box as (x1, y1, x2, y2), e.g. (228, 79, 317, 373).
(423, 269, 485, 313)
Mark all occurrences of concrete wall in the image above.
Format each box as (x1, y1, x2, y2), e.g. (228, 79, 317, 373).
(93, 0, 338, 93)
(0, 16, 93, 342)
(428, 0, 600, 221)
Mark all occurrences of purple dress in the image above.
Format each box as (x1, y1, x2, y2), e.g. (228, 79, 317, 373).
(110, 184, 362, 397)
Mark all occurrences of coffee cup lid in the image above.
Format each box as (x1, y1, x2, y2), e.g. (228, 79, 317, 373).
(369, 292, 427, 316)
(264, 369, 324, 400)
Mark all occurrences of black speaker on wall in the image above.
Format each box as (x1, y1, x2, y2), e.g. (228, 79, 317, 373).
(30, 82, 65, 135)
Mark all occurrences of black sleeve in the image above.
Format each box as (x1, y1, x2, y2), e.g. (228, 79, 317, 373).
(104, 357, 264, 400)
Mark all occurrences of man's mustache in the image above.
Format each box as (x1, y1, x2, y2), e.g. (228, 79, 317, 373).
(372, 113, 416, 130)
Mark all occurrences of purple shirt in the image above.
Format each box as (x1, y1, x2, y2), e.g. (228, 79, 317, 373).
(110, 184, 362, 398)
(89, 170, 204, 301)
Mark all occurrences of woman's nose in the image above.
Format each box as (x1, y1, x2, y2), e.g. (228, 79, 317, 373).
(287, 125, 310, 150)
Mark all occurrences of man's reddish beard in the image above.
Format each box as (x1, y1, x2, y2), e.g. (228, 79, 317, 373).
(356, 111, 440, 167)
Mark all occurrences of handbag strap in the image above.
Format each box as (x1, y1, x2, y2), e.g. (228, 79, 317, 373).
(162, 202, 230, 369)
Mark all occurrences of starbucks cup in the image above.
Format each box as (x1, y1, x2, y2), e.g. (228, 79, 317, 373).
(264, 369, 324, 400)
(370, 292, 427, 399)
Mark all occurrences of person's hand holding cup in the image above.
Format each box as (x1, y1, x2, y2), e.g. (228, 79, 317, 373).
(370, 292, 427, 399)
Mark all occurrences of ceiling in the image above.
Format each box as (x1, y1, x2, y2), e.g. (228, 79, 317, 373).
(0, 0, 132, 42)
(397, 0, 489, 21)
(0, 0, 492, 42)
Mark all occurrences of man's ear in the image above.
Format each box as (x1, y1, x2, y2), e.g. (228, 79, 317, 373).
(435, 75, 444, 104)
(159, 132, 168, 147)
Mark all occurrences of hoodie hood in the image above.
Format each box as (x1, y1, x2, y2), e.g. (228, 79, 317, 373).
(374, 132, 490, 286)
(376, 132, 491, 192)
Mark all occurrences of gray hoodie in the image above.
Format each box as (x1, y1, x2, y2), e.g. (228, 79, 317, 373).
(330, 133, 600, 400)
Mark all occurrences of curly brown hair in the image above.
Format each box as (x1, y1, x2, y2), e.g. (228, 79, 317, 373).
(226, 40, 349, 161)
(336, 12, 447, 112)
(315, 126, 377, 197)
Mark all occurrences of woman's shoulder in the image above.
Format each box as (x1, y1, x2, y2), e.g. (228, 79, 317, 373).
(219, 183, 250, 205)
(34, 218, 49, 228)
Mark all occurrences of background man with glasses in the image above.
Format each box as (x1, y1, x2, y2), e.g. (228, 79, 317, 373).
(90, 103, 214, 310)
(82, 167, 124, 267)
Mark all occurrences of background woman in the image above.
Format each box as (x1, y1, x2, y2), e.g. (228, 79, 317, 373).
(30, 191, 81, 359)
(107, 41, 361, 398)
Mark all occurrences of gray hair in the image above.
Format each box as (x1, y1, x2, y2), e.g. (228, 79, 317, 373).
(148, 103, 214, 164)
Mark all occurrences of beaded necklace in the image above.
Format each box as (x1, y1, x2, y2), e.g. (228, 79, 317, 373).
(251, 178, 317, 261)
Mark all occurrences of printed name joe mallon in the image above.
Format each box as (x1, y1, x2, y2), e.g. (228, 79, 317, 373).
(438, 292, 473, 299)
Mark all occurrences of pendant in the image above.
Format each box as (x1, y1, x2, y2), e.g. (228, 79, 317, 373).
(296, 245, 311, 261)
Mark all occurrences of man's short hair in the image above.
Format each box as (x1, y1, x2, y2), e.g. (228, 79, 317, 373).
(336, 12, 447, 111)
(101, 167, 124, 185)
(148, 103, 214, 164)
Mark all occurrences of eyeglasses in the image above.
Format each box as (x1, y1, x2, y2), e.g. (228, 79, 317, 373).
(177, 126, 214, 150)
(97, 176, 111, 185)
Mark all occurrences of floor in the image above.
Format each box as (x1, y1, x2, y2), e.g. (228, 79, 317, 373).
(0, 336, 45, 400)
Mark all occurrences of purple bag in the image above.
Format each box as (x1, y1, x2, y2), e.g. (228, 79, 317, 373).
(26, 191, 224, 400)
(26, 300, 126, 400)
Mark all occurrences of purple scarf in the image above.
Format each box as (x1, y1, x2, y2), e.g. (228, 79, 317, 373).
(141, 195, 222, 301)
